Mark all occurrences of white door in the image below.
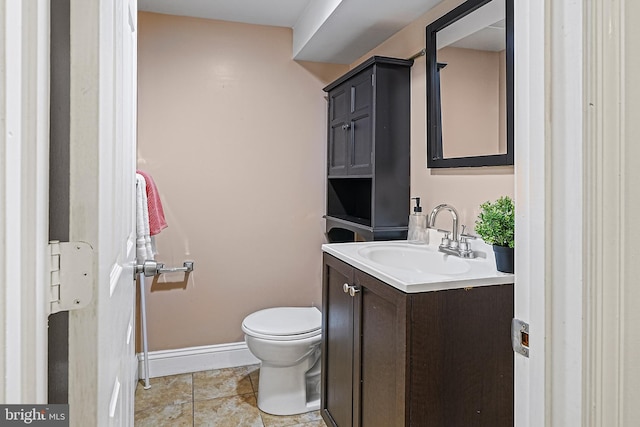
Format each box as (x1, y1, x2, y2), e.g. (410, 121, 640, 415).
(67, 0, 138, 425)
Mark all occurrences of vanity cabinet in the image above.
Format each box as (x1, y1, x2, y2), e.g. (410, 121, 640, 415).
(324, 56, 412, 242)
(321, 253, 514, 427)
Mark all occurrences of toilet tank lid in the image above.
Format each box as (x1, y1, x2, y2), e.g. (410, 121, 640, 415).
(242, 307, 321, 336)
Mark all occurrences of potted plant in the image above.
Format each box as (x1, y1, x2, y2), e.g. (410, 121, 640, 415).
(475, 196, 515, 273)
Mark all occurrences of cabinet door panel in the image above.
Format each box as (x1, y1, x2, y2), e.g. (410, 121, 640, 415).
(409, 285, 514, 427)
(331, 86, 349, 121)
(355, 271, 408, 427)
(329, 122, 349, 176)
(348, 72, 373, 175)
(328, 86, 349, 176)
(322, 255, 355, 427)
(350, 71, 373, 114)
(350, 114, 372, 175)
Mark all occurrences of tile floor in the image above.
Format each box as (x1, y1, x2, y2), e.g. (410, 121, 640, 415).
(134, 365, 327, 427)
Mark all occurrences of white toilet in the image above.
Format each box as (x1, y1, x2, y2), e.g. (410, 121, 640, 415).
(242, 306, 322, 416)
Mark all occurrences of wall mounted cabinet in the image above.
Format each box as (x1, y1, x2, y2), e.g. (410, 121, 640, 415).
(321, 253, 514, 427)
(323, 56, 412, 241)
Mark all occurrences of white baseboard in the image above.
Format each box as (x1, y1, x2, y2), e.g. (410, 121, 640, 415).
(137, 342, 259, 379)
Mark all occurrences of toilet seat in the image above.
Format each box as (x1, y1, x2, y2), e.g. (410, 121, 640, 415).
(242, 307, 321, 341)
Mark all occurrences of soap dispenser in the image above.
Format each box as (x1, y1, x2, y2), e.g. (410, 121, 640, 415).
(407, 197, 427, 242)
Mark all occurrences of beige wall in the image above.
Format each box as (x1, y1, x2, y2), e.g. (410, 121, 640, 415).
(137, 12, 346, 350)
(351, 0, 514, 232)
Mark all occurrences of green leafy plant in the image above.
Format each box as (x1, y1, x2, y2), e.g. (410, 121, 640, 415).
(475, 196, 515, 248)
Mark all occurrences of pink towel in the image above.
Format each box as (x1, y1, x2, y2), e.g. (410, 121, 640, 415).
(136, 170, 168, 236)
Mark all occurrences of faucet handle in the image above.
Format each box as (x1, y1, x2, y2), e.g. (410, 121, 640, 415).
(460, 224, 477, 240)
(428, 227, 451, 234)
(440, 231, 451, 247)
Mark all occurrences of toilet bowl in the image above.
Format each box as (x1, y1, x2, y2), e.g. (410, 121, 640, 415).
(242, 306, 322, 416)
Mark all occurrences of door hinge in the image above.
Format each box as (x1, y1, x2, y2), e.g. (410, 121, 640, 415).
(371, 73, 375, 86)
(511, 318, 529, 357)
(48, 240, 94, 315)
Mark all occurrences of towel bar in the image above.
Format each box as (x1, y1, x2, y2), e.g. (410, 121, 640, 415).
(135, 260, 194, 277)
(158, 261, 194, 275)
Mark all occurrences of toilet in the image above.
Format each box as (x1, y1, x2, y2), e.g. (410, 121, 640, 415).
(242, 306, 322, 416)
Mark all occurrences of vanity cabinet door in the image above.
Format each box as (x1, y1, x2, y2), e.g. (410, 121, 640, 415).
(409, 285, 514, 426)
(322, 254, 356, 427)
(322, 253, 409, 427)
(354, 268, 409, 427)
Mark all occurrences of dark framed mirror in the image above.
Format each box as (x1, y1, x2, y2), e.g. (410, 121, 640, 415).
(426, 0, 513, 168)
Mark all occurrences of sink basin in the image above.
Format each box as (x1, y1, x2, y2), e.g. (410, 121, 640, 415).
(322, 234, 514, 293)
(322, 234, 513, 293)
(357, 244, 471, 275)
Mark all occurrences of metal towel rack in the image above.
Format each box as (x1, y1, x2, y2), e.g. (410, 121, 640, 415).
(135, 259, 194, 277)
(136, 259, 194, 390)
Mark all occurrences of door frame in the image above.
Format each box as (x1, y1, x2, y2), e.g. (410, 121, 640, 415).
(512, 0, 545, 423)
(582, 0, 640, 423)
(515, 0, 637, 425)
(0, 0, 50, 403)
(514, 0, 585, 424)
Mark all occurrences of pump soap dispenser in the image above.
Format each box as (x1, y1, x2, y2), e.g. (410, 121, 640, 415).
(407, 197, 428, 243)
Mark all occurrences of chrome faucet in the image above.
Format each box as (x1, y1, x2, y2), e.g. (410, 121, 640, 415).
(429, 204, 459, 245)
(428, 204, 476, 258)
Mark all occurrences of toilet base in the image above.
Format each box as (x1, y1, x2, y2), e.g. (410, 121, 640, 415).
(256, 354, 321, 416)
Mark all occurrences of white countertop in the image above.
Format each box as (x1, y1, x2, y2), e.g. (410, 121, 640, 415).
(322, 230, 514, 293)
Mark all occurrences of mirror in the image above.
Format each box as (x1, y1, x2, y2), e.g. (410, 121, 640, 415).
(426, 0, 513, 168)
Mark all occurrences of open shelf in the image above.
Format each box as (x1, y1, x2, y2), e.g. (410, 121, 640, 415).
(327, 178, 372, 227)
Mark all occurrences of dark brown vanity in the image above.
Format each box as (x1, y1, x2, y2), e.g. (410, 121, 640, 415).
(321, 253, 514, 427)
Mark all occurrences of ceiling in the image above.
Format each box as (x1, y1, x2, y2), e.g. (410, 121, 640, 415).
(439, 0, 505, 51)
(137, 0, 444, 64)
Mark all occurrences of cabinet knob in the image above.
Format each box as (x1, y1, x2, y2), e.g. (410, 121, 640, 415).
(342, 123, 351, 130)
(349, 286, 360, 297)
(343, 283, 350, 293)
